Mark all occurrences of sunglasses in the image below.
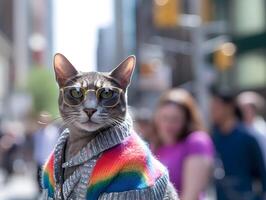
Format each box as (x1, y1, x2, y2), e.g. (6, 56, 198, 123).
(60, 86, 123, 108)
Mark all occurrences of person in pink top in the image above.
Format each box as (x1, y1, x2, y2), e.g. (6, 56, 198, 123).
(153, 88, 214, 200)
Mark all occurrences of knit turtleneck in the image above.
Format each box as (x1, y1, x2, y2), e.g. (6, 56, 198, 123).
(42, 116, 170, 200)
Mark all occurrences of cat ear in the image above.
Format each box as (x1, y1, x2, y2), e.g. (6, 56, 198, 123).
(53, 53, 78, 87)
(110, 55, 136, 89)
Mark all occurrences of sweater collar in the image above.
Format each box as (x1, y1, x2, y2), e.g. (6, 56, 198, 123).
(62, 117, 132, 168)
(53, 115, 133, 186)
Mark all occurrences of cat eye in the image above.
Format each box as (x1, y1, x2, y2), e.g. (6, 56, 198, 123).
(61, 87, 86, 106)
(70, 88, 84, 98)
(99, 88, 113, 99)
(60, 86, 122, 108)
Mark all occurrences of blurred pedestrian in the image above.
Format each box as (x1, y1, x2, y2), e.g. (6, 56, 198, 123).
(0, 130, 18, 180)
(33, 111, 59, 191)
(237, 91, 266, 165)
(153, 88, 214, 200)
(211, 90, 266, 200)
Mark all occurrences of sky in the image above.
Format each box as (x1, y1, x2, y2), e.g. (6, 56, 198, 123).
(53, 0, 113, 71)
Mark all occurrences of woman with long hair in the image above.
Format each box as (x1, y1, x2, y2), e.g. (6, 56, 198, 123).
(153, 88, 214, 200)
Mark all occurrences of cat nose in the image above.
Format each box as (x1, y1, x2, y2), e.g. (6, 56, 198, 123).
(83, 108, 97, 118)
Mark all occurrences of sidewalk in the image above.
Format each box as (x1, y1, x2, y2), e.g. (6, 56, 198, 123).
(0, 171, 38, 200)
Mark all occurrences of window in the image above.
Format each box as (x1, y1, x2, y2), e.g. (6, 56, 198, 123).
(236, 50, 266, 88)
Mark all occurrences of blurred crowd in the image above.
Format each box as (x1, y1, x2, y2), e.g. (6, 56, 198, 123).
(0, 88, 266, 200)
(133, 88, 266, 200)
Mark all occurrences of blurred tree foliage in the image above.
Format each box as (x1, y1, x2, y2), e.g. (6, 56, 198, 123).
(27, 67, 59, 117)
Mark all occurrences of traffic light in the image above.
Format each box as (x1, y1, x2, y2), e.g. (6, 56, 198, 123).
(201, 0, 214, 23)
(214, 42, 236, 71)
(153, 0, 180, 28)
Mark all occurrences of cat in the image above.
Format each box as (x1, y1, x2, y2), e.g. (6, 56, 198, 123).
(41, 53, 178, 200)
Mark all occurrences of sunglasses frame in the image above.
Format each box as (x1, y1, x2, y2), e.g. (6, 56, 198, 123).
(60, 86, 123, 108)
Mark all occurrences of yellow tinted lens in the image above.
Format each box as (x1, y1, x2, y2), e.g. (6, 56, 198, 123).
(98, 87, 120, 107)
(63, 87, 85, 106)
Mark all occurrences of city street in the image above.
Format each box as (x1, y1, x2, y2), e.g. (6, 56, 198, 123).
(0, 0, 265, 199)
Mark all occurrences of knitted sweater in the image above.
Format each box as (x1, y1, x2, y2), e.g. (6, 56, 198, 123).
(41, 119, 169, 200)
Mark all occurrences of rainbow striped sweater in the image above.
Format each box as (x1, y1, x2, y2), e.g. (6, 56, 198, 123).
(42, 126, 169, 200)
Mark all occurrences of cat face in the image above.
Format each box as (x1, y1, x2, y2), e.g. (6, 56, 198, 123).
(53, 53, 135, 132)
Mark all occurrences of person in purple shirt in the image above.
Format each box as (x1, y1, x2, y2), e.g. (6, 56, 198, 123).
(152, 88, 214, 200)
